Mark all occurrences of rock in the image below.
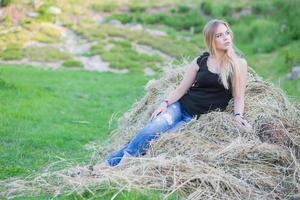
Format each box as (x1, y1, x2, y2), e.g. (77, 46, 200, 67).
(145, 29, 167, 37)
(27, 12, 39, 18)
(107, 19, 122, 26)
(144, 67, 156, 76)
(48, 6, 61, 15)
(126, 23, 143, 31)
(92, 14, 104, 25)
(231, 8, 251, 20)
(104, 43, 114, 51)
(287, 66, 300, 80)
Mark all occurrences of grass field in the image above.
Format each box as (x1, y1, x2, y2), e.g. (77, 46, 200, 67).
(1, 0, 300, 198)
(0, 65, 150, 179)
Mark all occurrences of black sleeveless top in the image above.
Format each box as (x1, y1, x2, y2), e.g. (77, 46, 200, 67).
(179, 52, 233, 118)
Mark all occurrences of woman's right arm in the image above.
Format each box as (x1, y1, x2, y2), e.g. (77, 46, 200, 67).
(151, 58, 199, 119)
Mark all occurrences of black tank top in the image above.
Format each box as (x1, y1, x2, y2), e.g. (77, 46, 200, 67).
(179, 52, 233, 118)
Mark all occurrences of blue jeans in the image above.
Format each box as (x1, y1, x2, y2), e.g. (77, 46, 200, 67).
(106, 101, 192, 166)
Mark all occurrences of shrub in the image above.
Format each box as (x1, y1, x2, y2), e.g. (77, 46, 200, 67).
(91, 2, 118, 12)
(248, 19, 279, 53)
(107, 14, 133, 24)
(129, 5, 147, 13)
(200, 0, 212, 15)
(63, 59, 83, 68)
(251, 1, 272, 15)
(177, 5, 190, 13)
(0, 44, 23, 60)
(36, 3, 55, 22)
(0, 0, 12, 7)
(23, 46, 70, 61)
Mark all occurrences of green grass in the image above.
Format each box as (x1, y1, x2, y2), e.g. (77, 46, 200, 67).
(0, 65, 150, 179)
(62, 59, 83, 68)
(12, 188, 180, 199)
(1, 0, 300, 198)
(101, 40, 163, 72)
(23, 46, 71, 61)
(245, 40, 300, 101)
(0, 44, 23, 60)
(76, 24, 201, 59)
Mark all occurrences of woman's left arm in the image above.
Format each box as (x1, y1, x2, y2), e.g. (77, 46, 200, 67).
(233, 58, 252, 130)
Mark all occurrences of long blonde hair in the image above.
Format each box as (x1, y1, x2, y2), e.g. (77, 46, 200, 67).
(203, 19, 240, 97)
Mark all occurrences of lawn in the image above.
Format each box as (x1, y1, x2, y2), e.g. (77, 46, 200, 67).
(1, 0, 299, 198)
(0, 65, 150, 180)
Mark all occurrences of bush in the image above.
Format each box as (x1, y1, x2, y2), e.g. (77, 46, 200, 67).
(107, 14, 133, 24)
(129, 5, 146, 13)
(0, 0, 12, 7)
(221, 4, 232, 16)
(100, 40, 162, 72)
(23, 46, 70, 61)
(251, 1, 272, 15)
(0, 44, 23, 60)
(177, 5, 190, 13)
(276, 0, 300, 41)
(200, 0, 212, 15)
(36, 3, 55, 22)
(91, 2, 118, 12)
(63, 60, 83, 68)
(248, 19, 279, 53)
(140, 14, 166, 25)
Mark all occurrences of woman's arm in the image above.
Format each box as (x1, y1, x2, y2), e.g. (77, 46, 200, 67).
(151, 58, 199, 119)
(165, 57, 199, 105)
(233, 58, 247, 116)
(233, 58, 251, 130)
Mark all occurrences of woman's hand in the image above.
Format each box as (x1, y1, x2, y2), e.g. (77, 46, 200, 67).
(234, 115, 252, 131)
(150, 102, 168, 120)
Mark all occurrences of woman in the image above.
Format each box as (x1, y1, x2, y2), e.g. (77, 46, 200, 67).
(106, 19, 252, 167)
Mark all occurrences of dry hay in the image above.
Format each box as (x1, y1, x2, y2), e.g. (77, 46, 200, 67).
(1, 60, 299, 199)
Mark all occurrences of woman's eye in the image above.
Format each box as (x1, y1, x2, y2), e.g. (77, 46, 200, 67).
(226, 31, 230, 35)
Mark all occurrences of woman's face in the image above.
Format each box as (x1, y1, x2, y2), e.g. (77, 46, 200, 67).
(214, 24, 232, 51)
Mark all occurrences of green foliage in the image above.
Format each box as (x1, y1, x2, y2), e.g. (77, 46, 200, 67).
(23, 46, 71, 61)
(200, 0, 213, 15)
(251, 1, 273, 14)
(248, 19, 279, 53)
(79, 24, 200, 58)
(91, 2, 118, 12)
(282, 41, 300, 68)
(107, 13, 133, 24)
(129, 4, 147, 13)
(0, 0, 12, 7)
(160, 11, 205, 33)
(177, 4, 190, 13)
(220, 4, 232, 16)
(90, 42, 106, 56)
(100, 40, 162, 72)
(63, 59, 83, 68)
(0, 44, 23, 60)
(276, 0, 300, 40)
(107, 9, 205, 33)
(0, 65, 150, 179)
(36, 3, 55, 22)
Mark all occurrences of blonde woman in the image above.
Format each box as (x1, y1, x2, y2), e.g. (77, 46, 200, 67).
(106, 19, 251, 167)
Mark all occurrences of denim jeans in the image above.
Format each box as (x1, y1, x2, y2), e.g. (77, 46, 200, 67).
(106, 101, 192, 166)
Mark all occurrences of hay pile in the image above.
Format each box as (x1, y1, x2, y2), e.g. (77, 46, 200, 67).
(1, 61, 300, 199)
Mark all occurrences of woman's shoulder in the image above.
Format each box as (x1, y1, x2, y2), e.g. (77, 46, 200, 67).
(196, 51, 209, 67)
(236, 57, 247, 68)
(233, 52, 247, 67)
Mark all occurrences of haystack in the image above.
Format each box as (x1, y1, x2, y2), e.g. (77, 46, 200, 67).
(1, 61, 299, 199)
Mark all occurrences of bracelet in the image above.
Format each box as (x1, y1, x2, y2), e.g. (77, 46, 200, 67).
(163, 99, 169, 107)
(234, 113, 244, 118)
